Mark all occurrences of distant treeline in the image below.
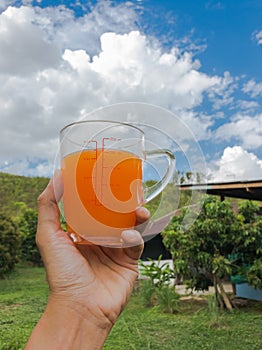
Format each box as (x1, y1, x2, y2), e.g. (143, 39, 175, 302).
(0, 172, 49, 218)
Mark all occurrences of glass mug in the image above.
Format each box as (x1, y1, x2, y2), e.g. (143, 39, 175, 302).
(59, 120, 175, 247)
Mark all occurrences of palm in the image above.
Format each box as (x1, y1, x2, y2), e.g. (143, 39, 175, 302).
(39, 222, 144, 326)
(37, 175, 146, 325)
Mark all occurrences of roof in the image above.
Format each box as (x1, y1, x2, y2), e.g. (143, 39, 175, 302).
(180, 180, 262, 202)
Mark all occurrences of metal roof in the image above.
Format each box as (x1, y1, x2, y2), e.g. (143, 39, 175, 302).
(180, 180, 262, 202)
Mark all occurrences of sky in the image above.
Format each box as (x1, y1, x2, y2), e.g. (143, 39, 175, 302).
(0, 0, 262, 182)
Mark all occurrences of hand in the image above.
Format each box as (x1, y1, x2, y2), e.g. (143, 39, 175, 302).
(25, 171, 149, 350)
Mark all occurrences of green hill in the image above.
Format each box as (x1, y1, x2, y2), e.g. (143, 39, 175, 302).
(0, 172, 49, 218)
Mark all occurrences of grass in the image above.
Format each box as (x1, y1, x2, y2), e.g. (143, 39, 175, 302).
(1, 265, 262, 350)
(0, 265, 48, 350)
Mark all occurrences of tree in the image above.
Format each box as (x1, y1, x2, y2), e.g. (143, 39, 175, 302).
(19, 208, 42, 266)
(236, 201, 262, 289)
(162, 197, 262, 311)
(0, 213, 21, 278)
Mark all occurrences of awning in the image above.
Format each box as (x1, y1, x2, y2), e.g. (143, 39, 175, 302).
(180, 180, 262, 202)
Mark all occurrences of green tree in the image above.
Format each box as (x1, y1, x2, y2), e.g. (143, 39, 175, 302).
(0, 213, 21, 278)
(19, 208, 42, 266)
(162, 197, 262, 311)
(236, 201, 262, 289)
(0, 172, 48, 218)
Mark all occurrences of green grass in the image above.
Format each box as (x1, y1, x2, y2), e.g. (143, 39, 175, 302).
(0, 265, 48, 350)
(1, 266, 262, 350)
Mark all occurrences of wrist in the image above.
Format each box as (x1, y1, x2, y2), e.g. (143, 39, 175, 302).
(26, 297, 112, 350)
(48, 293, 114, 329)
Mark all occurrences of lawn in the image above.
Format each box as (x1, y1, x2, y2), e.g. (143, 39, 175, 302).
(0, 265, 262, 350)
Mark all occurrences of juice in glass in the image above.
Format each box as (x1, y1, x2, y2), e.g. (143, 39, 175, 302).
(62, 148, 143, 245)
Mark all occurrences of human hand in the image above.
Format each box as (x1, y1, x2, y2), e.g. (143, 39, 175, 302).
(26, 171, 149, 349)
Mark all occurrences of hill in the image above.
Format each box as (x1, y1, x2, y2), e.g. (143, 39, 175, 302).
(0, 172, 49, 218)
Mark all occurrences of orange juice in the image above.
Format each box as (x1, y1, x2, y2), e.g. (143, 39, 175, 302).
(62, 149, 143, 245)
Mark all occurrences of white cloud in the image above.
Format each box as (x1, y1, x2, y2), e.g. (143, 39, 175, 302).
(0, 158, 54, 177)
(205, 1, 224, 10)
(0, 3, 225, 176)
(215, 113, 262, 149)
(30, 1, 139, 55)
(236, 100, 259, 111)
(253, 30, 262, 45)
(3, 2, 259, 180)
(0, 0, 12, 11)
(243, 79, 262, 98)
(208, 71, 238, 110)
(210, 146, 262, 182)
(0, 6, 61, 75)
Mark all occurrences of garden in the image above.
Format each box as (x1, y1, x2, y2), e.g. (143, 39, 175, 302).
(0, 172, 262, 349)
(0, 264, 262, 349)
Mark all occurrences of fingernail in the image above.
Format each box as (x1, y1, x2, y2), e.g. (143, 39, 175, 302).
(137, 207, 150, 216)
(122, 230, 141, 243)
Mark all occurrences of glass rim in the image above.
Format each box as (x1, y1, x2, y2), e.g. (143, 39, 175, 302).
(60, 119, 145, 136)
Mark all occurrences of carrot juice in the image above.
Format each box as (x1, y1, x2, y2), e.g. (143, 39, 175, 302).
(62, 149, 143, 245)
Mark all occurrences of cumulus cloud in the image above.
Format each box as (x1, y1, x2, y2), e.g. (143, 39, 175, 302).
(0, 4, 224, 176)
(62, 31, 219, 111)
(215, 113, 262, 150)
(28, 1, 139, 55)
(210, 146, 262, 182)
(253, 30, 262, 45)
(0, 158, 54, 177)
(0, 2, 260, 182)
(0, 6, 61, 76)
(208, 71, 238, 110)
(236, 100, 259, 112)
(242, 79, 262, 98)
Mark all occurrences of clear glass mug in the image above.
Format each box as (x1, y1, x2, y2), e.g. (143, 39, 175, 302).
(59, 120, 175, 247)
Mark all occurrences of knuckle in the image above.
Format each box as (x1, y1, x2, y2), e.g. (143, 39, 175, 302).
(37, 192, 46, 206)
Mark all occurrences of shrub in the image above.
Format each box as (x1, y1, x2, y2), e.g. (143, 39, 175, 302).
(0, 213, 21, 278)
(156, 285, 180, 313)
(19, 208, 42, 266)
(139, 279, 157, 307)
(139, 255, 175, 287)
(139, 256, 179, 312)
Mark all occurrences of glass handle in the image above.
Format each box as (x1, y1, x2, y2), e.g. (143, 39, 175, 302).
(143, 149, 176, 203)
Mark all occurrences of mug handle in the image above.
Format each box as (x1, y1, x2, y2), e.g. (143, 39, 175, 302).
(143, 149, 176, 204)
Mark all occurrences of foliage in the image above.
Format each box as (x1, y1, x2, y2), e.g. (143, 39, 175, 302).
(238, 200, 260, 223)
(139, 255, 175, 287)
(162, 197, 262, 310)
(0, 172, 48, 268)
(0, 172, 48, 218)
(139, 256, 179, 312)
(138, 279, 156, 307)
(155, 285, 180, 314)
(19, 208, 42, 266)
(0, 213, 21, 278)
(235, 202, 262, 288)
(246, 258, 262, 289)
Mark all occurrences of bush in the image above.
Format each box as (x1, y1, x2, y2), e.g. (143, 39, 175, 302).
(138, 256, 179, 312)
(139, 279, 157, 307)
(139, 255, 175, 287)
(19, 208, 42, 266)
(156, 285, 180, 313)
(0, 213, 21, 278)
(162, 197, 262, 310)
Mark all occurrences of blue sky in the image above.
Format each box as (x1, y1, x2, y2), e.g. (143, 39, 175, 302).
(32, 0, 262, 77)
(0, 0, 261, 181)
